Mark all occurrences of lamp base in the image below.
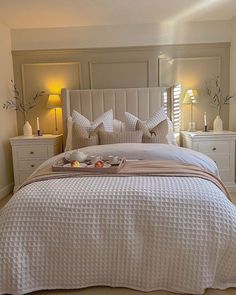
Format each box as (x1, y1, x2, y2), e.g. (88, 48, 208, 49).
(53, 129, 60, 135)
(188, 122, 196, 132)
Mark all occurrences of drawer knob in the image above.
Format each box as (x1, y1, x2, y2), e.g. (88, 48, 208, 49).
(31, 164, 35, 168)
(212, 147, 216, 151)
(30, 151, 34, 155)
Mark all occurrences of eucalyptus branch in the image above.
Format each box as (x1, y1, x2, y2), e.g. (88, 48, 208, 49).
(206, 76, 234, 116)
(2, 81, 45, 121)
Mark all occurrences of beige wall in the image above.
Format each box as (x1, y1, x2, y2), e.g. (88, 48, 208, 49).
(230, 17, 236, 131)
(159, 56, 225, 131)
(12, 43, 230, 135)
(11, 21, 232, 50)
(0, 22, 17, 199)
(21, 63, 81, 135)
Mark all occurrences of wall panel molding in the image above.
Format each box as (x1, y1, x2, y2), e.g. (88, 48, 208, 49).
(89, 60, 150, 89)
(12, 42, 231, 57)
(12, 42, 230, 134)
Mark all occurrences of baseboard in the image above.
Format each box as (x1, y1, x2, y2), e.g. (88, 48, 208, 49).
(0, 182, 14, 200)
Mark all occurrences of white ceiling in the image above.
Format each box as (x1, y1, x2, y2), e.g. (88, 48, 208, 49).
(0, 0, 236, 29)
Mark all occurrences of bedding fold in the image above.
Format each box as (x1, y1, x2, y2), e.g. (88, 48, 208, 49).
(17, 159, 231, 201)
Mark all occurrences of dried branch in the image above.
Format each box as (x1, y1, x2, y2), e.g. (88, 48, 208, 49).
(2, 81, 45, 120)
(206, 76, 234, 115)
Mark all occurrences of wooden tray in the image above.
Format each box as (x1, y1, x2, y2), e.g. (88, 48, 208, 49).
(52, 158, 126, 173)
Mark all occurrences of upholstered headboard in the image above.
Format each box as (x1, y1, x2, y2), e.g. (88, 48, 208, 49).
(61, 87, 171, 146)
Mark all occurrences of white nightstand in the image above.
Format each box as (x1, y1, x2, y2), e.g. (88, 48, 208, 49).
(181, 131, 236, 190)
(10, 134, 63, 190)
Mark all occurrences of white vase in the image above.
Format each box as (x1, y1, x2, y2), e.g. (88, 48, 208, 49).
(213, 115, 223, 132)
(23, 121, 32, 137)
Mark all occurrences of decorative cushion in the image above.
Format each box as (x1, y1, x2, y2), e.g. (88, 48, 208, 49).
(151, 119, 169, 144)
(65, 116, 73, 151)
(125, 107, 167, 131)
(136, 120, 159, 143)
(72, 109, 113, 132)
(99, 130, 143, 145)
(136, 118, 176, 145)
(72, 122, 104, 149)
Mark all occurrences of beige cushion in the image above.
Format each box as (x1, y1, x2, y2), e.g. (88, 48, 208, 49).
(136, 120, 159, 143)
(151, 119, 169, 144)
(72, 122, 104, 149)
(99, 130, 143, 145)
(136, 119, 169, 144)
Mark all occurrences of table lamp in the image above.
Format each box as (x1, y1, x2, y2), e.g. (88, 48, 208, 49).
(47, 94, 62, 134)
(183, 89, 199, 132)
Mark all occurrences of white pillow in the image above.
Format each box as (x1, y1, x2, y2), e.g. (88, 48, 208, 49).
(166, 118, 177, 145)
(125, 107, 167, 131)
(72, 109, 113, 132)
(113, 119, 126, 132)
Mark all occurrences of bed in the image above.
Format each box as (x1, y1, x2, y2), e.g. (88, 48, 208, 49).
(0, 87, 236, 295)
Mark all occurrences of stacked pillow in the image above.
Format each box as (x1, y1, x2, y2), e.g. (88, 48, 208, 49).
(72, 122, 104, 149)
(135, 120, 167, 143)
(125, 107, 176, 145)
(71, 110, 113, 149)
(65, 107, 176, 150)
(125, 107, 167, 131)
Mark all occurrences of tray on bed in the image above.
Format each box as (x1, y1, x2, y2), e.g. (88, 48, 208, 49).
(52, 157, 126, 173)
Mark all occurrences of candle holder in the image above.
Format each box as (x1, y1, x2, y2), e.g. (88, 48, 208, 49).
(204, 125, 208, 132)
(37, 130, 42, 136)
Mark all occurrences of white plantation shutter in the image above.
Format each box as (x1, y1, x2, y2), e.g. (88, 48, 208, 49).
(172, 84, 181, 132)
(162, 85, 181, 132)
(163, 90, 168, 115)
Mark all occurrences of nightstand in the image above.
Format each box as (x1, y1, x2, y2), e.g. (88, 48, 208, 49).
(10, 134, 63, 190)
(181, 131, 236, 189)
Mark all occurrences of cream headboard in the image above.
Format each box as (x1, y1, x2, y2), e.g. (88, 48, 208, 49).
(61, 87, 171, 145)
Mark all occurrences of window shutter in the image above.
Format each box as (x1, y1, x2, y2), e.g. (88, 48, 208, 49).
(172, 84, 182, 132)
(162, 85, 181, 132)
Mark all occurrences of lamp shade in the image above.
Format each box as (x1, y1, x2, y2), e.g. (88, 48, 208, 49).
(183, 89, 199, 104)
(47, 94, 62, 109)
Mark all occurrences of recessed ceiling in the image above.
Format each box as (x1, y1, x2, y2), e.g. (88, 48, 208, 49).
(0, 0, 235, 29)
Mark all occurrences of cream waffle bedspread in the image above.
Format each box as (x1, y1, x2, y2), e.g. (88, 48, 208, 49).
(0, 144, 236, 295)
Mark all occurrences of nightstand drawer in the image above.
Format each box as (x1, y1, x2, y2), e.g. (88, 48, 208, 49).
(18, 159, 45, 172)
(198, 141, 229, 154)
(181, 131, 236, 184)
(17, 145, 48, 159)
(10, 134, 63, 190)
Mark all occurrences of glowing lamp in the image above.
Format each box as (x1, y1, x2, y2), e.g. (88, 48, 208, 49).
(47, 94, 62, 133)
(183, 89, 199, 132)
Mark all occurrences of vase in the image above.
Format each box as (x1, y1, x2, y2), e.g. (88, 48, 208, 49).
(213, 115, 223, 132)
(23, 121, 33, 137)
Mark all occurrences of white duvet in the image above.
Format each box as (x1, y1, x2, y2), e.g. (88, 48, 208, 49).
(0, 144, 236, 295)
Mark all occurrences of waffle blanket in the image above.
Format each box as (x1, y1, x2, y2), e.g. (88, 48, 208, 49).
(0, 144, 236, 295)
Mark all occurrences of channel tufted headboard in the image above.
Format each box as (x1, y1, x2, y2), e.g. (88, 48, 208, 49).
(61, 87, 171, 146)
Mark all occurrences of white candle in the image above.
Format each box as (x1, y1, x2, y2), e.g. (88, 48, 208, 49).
(204, 112, 207, 126)
(37, 117, 40, 130)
